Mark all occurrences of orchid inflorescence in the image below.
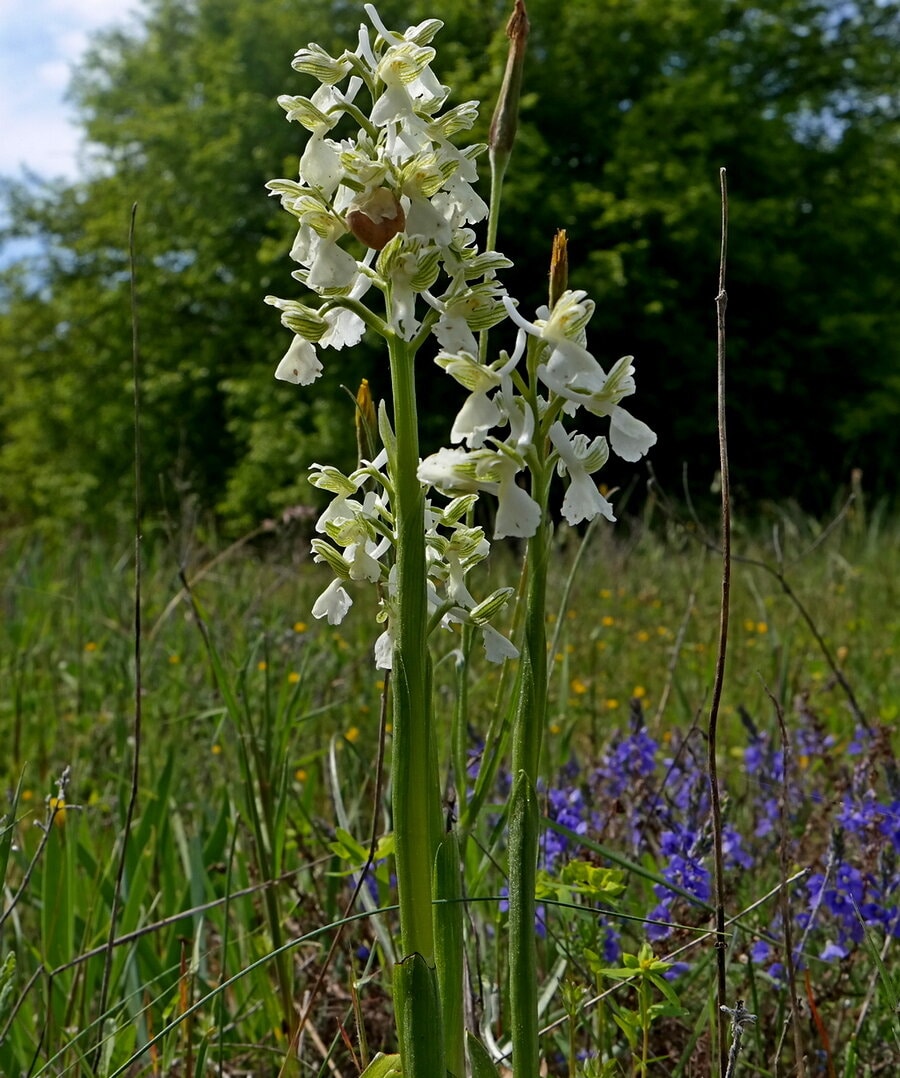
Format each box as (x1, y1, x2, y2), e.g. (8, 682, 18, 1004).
(266, 3, 655, 667)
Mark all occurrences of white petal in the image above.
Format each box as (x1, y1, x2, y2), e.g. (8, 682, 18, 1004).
(300, 134, 343, 195)
(418, 447, 478, 490)
(374, 629, 393, 670)
(275, 337, 323, 385)
(609, 407, 657, 462)
(312, 578, 353, 624)
(561, 476, 616, 526)
(481, 625, 519, 663)
(452, 391, 501, 447)
(434, 312, 478, 355)
(494, 469, 541, 539)
(307, 240, 358, 290)
(346, 542, 382, 582)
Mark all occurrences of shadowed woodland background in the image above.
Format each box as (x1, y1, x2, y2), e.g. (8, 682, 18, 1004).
(0, 0, 897, 531)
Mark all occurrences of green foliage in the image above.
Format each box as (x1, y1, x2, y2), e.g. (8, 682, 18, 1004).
(0, 514, 898, 1072)
(0, 0, 897, 530)
(537, 860, 628, 906)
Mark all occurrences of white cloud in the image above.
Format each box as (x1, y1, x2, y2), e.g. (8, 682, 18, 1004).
(0, 0, 134, 178)
(37, 59, 72, 92)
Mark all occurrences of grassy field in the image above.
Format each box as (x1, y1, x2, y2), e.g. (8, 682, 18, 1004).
(1, 499, 898, 1076)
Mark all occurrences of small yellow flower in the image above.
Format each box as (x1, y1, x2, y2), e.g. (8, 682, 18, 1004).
(570, 677, 589, 695)
(756, 621, 768, 635)
(605, 698, 619, 710)
(293, 621, 308, 633)
(601, 615, 615, 628)
(84, 641, 98, 652)
(345, 726, 360, 743)
(21, 789, 34, 802)
(632, 685, 647, 699)
(294, 768, 308, 782)
(211, 743, 223, 756)
(636, 630, 650, 643)
(554, 652, 564, 663)
(287, 671, 301, 684)
(549, 722, 562, 735)
(599, 588, 612, 600)
(48, 796, 66, 826)
(743, 618, 756, 633)
(168, 654, 181, 665)
(376, 679, 386, 691)
(257, 660, 268, 672)
(566, 609, 577, 620)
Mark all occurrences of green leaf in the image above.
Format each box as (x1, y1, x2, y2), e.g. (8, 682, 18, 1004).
(358, 1052, 403, 1078)
(465, 1031, 501, 1078)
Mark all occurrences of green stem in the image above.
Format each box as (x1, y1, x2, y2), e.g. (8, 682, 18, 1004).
(386, 330, 440, 960)
(386, 328, 445, 1077)
(507, 460, 551, 1078)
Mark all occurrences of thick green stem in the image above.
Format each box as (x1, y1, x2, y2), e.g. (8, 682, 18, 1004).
(387, 331, 439, 959)
(386, 329, 445, 1076)
(508, 465, 551, 1077)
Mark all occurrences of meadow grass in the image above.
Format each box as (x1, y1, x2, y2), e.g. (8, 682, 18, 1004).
(0, 500, 897, 1076)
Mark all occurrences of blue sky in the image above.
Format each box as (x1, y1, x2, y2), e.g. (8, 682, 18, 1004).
(0, 0, 132, 179)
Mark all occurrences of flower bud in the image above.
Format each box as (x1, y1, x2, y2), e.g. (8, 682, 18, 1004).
(355, 378, 378, 464)
(345, 187, 406, 250)
(549, 229, 568, 311)
(488, 0, 529, 177)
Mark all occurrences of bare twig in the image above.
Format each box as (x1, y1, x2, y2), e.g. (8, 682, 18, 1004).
(721, 999, 758, 1078)
(708, 166, 732, 1078)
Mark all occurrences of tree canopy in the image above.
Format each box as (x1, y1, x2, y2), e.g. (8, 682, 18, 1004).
(1, 0, 897, 531)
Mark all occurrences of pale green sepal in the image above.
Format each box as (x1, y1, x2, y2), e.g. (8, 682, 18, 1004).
(405, 18, 444, 46)
(410, 247, 442, 292)
(458, 251, 514, 280)
(469, 587, 515, 627)
(439, 494, 479, 525)
(308, 464, 358, 497)
(430, 101, 480, 138)
(277, 94, 331, 130)
(264, 296, 330, 341)
(357, 1052, 403, 1078)
(310, 538, 352, 579)
(291, 44, 351, 85)
(465, 1031, 502, 1078)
